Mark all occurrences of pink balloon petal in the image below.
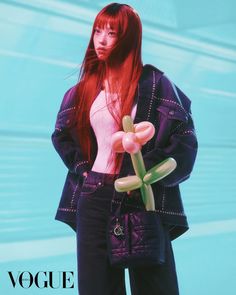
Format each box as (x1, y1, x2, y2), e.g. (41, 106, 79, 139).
(134, 121, 155, 144)
(111, 131, 125, 152)
(122, 132, 141, 153)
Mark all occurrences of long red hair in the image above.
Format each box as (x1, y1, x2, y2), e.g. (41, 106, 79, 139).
(75, 3, 143, 173)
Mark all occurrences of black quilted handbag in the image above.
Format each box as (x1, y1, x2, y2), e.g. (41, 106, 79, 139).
(107, 196, 166, 268)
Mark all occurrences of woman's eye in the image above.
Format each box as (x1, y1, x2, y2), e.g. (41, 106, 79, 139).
(94, 28, 101, 34)
(108, 31, 117, 37)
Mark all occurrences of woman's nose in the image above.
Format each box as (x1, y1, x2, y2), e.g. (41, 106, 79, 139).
(99, 33, 107, 45)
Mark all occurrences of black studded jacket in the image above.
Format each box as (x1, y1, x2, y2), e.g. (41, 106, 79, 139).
(51, 64, 198, 240)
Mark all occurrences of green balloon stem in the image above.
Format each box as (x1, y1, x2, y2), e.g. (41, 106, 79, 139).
(118, 115, 177, 211)
(122, 116, 151, 209)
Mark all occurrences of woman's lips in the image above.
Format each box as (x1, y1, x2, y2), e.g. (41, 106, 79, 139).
(96, 47, 109, 59)
(97, 48, 107, 58)
(97, 47, 106, 52)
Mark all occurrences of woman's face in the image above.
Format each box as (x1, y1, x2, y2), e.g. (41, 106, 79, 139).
(93, 24, 118, 61)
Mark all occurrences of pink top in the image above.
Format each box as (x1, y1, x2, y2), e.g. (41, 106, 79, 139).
(90, 90, 137, 173)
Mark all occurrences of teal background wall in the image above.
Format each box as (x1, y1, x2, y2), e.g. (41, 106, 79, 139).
(0, 0, 235, 294)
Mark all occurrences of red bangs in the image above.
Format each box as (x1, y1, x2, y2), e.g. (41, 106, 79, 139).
(93, 11, 122, 34)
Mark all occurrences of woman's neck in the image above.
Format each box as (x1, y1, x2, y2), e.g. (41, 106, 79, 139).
(103, 65, 123, 93)
(103, 78, 121, 94)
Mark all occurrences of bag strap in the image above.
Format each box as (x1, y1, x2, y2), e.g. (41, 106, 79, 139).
(110, 193, 127, 217)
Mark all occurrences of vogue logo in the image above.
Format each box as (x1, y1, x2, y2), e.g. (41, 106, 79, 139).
(8, 271, 74, 288)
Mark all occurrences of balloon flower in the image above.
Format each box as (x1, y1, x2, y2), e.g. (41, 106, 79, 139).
(111, 116, 177, 211)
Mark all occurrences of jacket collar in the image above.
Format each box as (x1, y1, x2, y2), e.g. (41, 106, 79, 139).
(133, 64, 163, 124)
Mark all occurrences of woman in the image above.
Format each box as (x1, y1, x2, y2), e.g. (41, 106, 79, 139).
(51, 3, 198, 295)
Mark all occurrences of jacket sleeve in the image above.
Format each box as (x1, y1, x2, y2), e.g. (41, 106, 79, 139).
(51, 85, 90, 176)
(142, 75, 198, 187)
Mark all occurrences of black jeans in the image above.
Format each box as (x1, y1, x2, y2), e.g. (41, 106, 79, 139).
(76, 170, 179, 295)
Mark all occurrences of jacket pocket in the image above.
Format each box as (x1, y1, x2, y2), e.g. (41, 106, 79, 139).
(55, 107, 76, 130)
(155, 101, 189, 147)
(156, 103, 188, 123)
(80, 181, 104, 196)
